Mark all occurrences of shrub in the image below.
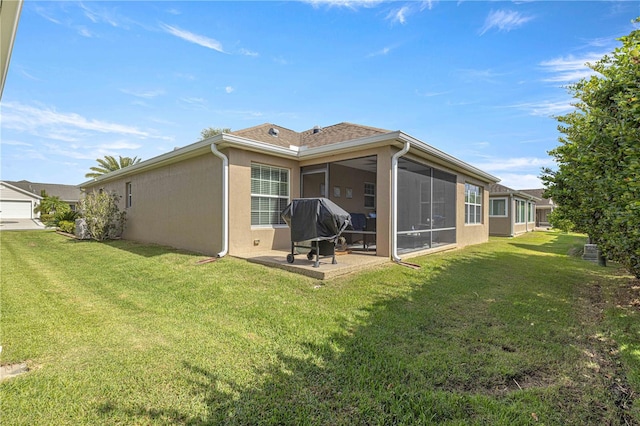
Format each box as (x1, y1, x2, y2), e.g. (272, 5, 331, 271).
(56, 210, 79, 223)
(57, 220, 75, 234)
(78, 191, 126, 241)
(39, 213, 55, 226)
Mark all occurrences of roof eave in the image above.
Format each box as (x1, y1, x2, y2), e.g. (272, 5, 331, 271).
(397, 133, 500, 184)
(78, 133, 299, 189)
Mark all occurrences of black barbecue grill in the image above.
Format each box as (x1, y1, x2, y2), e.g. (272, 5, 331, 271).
(280, 198, 351, 267)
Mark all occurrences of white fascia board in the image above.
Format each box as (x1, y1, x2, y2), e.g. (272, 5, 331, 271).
(514, 192, 542, 202)
(397, 133, 500, 184)
(215, 134, 299, 159)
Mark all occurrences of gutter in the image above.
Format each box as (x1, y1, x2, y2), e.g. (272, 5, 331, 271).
(210, 143, 229, 258)
(391, 141, 411, 263)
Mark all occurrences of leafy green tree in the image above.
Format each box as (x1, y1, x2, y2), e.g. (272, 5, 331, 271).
(200, 127, 231, 140)
(78, 191, 126, 241)
(85, 155, 141, 179)
(542, 21, 640, 277)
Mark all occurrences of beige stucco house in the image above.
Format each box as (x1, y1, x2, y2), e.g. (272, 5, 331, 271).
(79, 123, 499, 262)
(0, 180, 83, 219)
(488, 183, 539, 237)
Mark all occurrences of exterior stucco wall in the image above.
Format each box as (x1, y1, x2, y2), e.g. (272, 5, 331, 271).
(489, 216, 511, 236)
(456, 175, 490, 248)
(84, 154, 222, 256)
(227, 148, 300, 255)
(513, 221, 535, 235)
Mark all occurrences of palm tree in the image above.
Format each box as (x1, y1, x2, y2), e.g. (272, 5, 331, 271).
(85, 155, 141, 179)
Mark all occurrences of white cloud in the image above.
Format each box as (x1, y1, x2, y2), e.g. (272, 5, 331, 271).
(473, 156, 554, 173)
(509, 99, 575, 117)
(420, 1, 435, 11)
(494, 173, 544, 190)
(78, 2, 120, 27)
(303, 0, 383, 9)
(1, 140, 32, 147)
(539, 52, 606, 83)
(367, 46, 392, 57)
(2, 102, 151, 139)
(160, 23, 225, 53)
(479, 10, 533, 35)
(239, 48, 259, 57)
(77, 26, 93, 38)
(225, 86, 234, 94)
(179, 97, 208, 110)
(120, 88, 165, 99)
(387, 6, 411, 25)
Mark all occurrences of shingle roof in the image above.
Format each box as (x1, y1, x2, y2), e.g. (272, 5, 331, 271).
(520, 188, 553, 206)
(489, 183, 541, 201)
(488, 183, 515, 194)
(300, 122, 391, 148)
(229, 122, 392, 149)
(5, 180, 82, 202)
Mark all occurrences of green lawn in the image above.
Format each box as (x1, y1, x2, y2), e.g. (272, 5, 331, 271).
(1, 230, 638, 425)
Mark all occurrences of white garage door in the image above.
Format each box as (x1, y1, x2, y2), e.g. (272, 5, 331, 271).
(0, 201, 33, 219)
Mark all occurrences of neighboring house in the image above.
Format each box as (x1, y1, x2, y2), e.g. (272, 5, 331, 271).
(520, 188, 555, 227)
(0, 180, 82, 219)
(488, 183, 540, 237)
(79, 122, 499, 261)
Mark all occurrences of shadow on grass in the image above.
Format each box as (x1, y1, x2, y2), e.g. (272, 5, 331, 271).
(62, 236, 209, 259)
(98, 234, 632, 425)
(507, 233, 587, 256)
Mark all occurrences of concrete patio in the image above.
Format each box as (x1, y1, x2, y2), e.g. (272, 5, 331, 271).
(235, 249, 390, 280)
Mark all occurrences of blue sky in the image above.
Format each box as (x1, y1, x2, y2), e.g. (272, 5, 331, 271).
(2, 1, 639, 188)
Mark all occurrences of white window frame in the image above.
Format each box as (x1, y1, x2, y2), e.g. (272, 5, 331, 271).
(528, 202, 535, 222)
(515, 199, 527, 224)
(465, 183, 482, 225)
(251, 163, 290, 227)
(489, 198, 508, 217)
(364, 182, 375, 209)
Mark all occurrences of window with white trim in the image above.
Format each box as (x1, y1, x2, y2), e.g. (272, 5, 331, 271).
(465, 183, 482, 224)
(489, 198, 507, 217)
(515, 199, 527, 224)
(251, 163, 289, 226)
(528, 202, 535, 222)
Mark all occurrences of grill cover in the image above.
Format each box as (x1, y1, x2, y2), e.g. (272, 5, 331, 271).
(281, 198, 351, 242)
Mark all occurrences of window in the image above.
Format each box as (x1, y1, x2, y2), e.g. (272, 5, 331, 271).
(251, 163, 289, 226)
(364, 182, 375, 209)
(465, 183, 482, 224)
(489, 198, 507, 217)
(515, 200, 527, 223)
(125, 182, 132, 208)
(528, 202, 535, 222)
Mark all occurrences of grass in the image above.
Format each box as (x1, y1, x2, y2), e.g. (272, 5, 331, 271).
(1, 230, 638, 425)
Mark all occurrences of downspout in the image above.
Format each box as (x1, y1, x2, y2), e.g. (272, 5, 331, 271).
(210, 143, 229, 258)
(391, 141, 411, 262)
